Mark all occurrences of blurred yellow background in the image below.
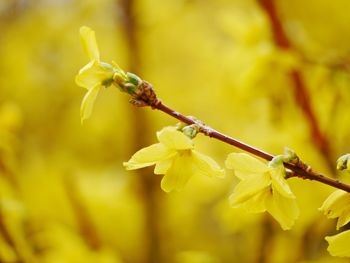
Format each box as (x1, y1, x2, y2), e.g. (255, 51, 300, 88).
(1, 0, 350, 262)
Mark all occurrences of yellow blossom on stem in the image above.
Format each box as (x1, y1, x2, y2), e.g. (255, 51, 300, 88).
(225, 153, 299, 230)
(322, 191, 350, 257)
(319, 190, 350, 229)
(75, 26, 117, 123)
(325, 230, 350, 257)
(123, 126, 225, 192)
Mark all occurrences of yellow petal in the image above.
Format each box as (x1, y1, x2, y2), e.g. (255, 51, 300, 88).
(337, 208, 350, 230)
(319, 190, 350, 218)
(192, 150, 225, 178)
(319, 190, 350, 229)
(267, 189, 299, 230)
(75, 61, 114, 90)
(124, 143, 176, 170)
(270, 166, 295, 199)
(157, 127, 193, 150)
(225, 153, 269, 179)
(326, 230, 350, 257)
(154, 158, 173, 175)
(160, 152, 194, 192)
(229, 173, 271, 206)
(80, 26, 100, 61)
(241, 188, 271, 213)
(80, 85, 101, 123)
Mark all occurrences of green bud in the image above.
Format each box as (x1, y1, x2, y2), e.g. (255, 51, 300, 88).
(124, 83, 137, 94)
(113, 71, 127, 86)
(269, 155, 284, 168)
(175, 122, 187, 131)
(283, 147, 298, 163)
(336, 154, 350, 171)
(126, 72, 142, 87)
(182, 125, 199, 139)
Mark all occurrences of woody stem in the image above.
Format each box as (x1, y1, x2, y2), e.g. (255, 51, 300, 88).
(145, 100, 350, 193)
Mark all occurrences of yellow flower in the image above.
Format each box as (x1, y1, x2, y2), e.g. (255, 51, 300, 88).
(75, 26, 116, 123)
(319, 190, 350, 229)
(325, 230, 350, 257)
(124, 127, 225, 192)
(225, 153, 299, 230)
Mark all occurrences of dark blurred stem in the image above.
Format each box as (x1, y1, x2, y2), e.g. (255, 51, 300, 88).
(0, 211, 24, 262)
(64, 176, 101, 250)
(258, 0, 333, 170)
(256, 1, 335, 261)
(118, 1, 161, 263)
(257, 214, 274, 263)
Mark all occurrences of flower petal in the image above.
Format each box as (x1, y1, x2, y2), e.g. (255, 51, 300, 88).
(160, 152, 194, 192)
(319, 190, 350, 229)
(80, 26, 100, 61)
(270, 165, 295, 199)
(229, 173, 271, 207)
(192, 150, 225, 178)
(267, 189, 299, 230)
(225, 153, 269, 179)
(154, 158, 173, 175)
(338, 208, 350, 230)
(326, 230, 350, 257)
(241, 188, 271, 213)
(157, 127, 193, 150)
(124, 143, 176, 170)
(80, 85, 101, 123)
(75, 61, 114, 90)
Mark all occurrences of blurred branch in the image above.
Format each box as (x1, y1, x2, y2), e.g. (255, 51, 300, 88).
(118, 1, 162, 263)
(258, 0, 333, 169)
(124, 81, 350, 193)
(64, 176, 101, 250)
(0, 211, 23, 262)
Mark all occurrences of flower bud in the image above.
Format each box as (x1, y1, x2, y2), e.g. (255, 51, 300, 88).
(182, 124, 199, 139)
(336, 154, 350, 171)
(283, 147, 299, 163)
(269, 155, 284, 168)
(126, 72, 142, 87)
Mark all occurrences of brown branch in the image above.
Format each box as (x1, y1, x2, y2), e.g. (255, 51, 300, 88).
(258, 0, 333, 168)
(131, 97, 350, 193)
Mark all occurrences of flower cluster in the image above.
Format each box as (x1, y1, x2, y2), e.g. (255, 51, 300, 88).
(124, 126, 225, 192)
(75, 26, 350, 259)
(225, 153, 299, 230)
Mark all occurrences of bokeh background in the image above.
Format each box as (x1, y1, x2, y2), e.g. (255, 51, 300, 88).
(1, 0, 350, 262)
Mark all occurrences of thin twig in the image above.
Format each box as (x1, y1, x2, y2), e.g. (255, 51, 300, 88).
(137, 99, 350, 193)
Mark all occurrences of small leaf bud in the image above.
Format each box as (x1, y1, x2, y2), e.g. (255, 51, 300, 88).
(283, 147, 299, 163)
(182, 124, 199, 139)
(269, 155, 284, 168)
(336, 154, 350, 171)
(126, 72, 142, 87)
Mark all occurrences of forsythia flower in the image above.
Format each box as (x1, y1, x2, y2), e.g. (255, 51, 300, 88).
(320, 190, 350, 257)
(225, 153, 299, 230)
(325, 230, 350, 257)
(124, 127, 225, 192)
(75, 26, 119, 123)
(319, 190, 350, 229)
